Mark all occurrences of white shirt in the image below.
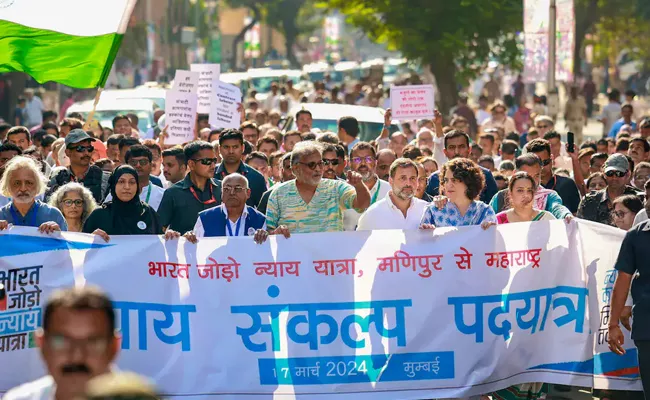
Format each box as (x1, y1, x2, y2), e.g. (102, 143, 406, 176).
(155, 170, 168, 188)
(24, 97, 44, 127)
(634, 209, 648, 227)
(357, 192, 429, 231)
(193, 207, 267, 238)
(432, 136, 448, 170)
(476, 109, 491, 125)
(104, 183, 165, 211)
(3, 375, 54, 400)
(343, 178, 390, 231)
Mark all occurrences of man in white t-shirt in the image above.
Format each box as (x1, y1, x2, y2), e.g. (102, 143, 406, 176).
(357, 158, 428, 230)
(633, 182, 650, 227)
(3, 287, 120, 400)
(344, 142, 391, 230)
(23, 89, 45, 128)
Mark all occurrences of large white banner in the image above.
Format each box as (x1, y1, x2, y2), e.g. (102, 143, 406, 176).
(0, 221, 641, 398)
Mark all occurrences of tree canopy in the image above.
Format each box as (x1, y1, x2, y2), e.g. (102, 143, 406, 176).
(323, 0, 523, 112)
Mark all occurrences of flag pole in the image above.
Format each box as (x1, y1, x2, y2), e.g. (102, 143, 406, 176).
(83, 87, 103, 130)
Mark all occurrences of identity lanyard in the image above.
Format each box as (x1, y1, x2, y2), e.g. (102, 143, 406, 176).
(370, 181, 381, 205)
(144, 184, 152, 203)
(189, 184, 217, 205)
(10, 202, 39, 227)
(226, 216, 243, 237)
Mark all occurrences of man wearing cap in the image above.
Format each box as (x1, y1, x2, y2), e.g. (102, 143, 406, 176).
(578, 153, 643, 226)
(45, 129, 110, 204)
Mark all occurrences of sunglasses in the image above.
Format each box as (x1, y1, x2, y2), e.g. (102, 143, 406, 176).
(192, 157, 218, 166)
(128, 159, 150, 167)
(605, 170, 626, 178)
(71, 145, 94, 153)
(62, 199, 84, 207)
(351, 156, 374, 165)
(298, 161, 324, 170)
(323, 158, 340, 166)
(540, 159, 552, 166)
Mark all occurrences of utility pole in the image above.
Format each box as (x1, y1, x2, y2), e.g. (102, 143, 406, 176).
(546, 0, 559, 119)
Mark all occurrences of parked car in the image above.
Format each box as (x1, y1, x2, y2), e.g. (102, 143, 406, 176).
(290, 103, 399, 142)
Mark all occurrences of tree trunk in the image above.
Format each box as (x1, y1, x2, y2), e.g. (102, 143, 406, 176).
(284, 31, 300, 68)
(280, 2, 302, 69)
(231, 6, 260, 71)
(4, 72, 27, 124)
(573, 0, 599, 77)
(429, 57, 458, 117)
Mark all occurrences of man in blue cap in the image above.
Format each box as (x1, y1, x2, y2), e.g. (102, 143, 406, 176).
(45, 129, 109, 203)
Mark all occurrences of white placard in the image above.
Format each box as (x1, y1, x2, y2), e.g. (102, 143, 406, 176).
(390, 84, 435, 120)
(209, 80, 243, 129)
(173, 70, 199, 94)
(164, 91, 197, 145)
(190, 64, 221, 113)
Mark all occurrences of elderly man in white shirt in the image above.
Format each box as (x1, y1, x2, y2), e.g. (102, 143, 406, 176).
(357, 158, 428, 230)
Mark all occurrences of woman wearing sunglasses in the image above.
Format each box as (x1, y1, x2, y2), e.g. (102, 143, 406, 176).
(83, 165, 180, 242)
(48, 182, 97, 233)
(420, 158, 496, 229)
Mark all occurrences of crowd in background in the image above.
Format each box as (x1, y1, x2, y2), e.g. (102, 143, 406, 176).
(1, 77, 650, 400)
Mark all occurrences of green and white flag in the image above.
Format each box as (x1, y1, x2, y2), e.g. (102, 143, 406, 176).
(0, 0, 137, 88)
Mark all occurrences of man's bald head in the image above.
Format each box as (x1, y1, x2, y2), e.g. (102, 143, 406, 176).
(416, 129, 434, 150)
(222, 172, 249, 188)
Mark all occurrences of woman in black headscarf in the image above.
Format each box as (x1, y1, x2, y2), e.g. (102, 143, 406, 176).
(83, 165, 179, 241)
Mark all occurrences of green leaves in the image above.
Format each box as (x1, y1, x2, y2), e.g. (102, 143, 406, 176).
(322, 0, 523, 83)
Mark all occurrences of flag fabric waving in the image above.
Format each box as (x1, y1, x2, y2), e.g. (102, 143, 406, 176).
(0, 0, 137, 88)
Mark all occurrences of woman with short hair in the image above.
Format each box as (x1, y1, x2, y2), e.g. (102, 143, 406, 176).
(420, 158, 496, 229)
(48, 182, 97, 232)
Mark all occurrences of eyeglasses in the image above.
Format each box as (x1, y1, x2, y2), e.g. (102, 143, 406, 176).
(540, 158, 552, 166)
(223, 186, 246, 194)
(351, 156, 374, 165)
(298, 161, 323, 170)
(192, 157, 218, 166)
(62, 199, 84, 207)
(323, 158, 340, 166)
(45, 334, 110, 354)
(71, 145, 94, 153)
(605, 170, 626, 178)
(128, 159, 150, 167)
(612, 210, 629, 219)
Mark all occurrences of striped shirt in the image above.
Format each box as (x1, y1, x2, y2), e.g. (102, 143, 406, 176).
(266, 179, 357, 233)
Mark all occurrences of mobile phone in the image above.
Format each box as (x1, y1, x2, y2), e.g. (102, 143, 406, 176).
(567, 132, 575, 154)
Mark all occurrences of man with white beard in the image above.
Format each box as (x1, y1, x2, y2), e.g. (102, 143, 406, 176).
(0, 155, 67, 232)
(343, 142, 391, 231)
(357, 158, 428, 230)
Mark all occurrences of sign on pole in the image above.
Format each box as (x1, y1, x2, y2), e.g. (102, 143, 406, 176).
(390, 85, 435, 120)
(164, 91, 197, 145)
(190, 64, 221, 113)
(173, 70, 200, 94)
(209, 80, 243, 129)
